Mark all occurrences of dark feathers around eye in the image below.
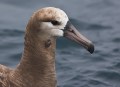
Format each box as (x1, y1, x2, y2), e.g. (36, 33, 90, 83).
(51, 20, 61, 25)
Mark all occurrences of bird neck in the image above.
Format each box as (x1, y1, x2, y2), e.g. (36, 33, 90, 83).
(9, 26, 57, 87)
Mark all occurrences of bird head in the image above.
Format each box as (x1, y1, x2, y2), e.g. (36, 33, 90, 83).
(28, 7, 94, 53)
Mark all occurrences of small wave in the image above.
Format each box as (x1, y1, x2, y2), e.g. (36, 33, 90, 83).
(95, 70, 120, 81)
(0, 61, 11, 66)
(113, 48, 120, 52)
(9, 53, 22, 61)
(88, 79, 110, 87)
(70, 18, 112, 31)
(0, 42, 22, 50)
(57, 38, 80, 49)
(113, 62, 120, 68)
(0, 29, 24, 37)
(112, 37, 120, 43)
(87, 24, 112, 30)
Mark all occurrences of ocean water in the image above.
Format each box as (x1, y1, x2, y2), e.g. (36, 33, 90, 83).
(0, 0, 120, 87)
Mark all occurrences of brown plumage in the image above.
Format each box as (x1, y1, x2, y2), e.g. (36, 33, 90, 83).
(0, 7, 60, 87)
(0, 7, 94, 87)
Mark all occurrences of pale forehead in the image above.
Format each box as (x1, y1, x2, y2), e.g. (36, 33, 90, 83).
(34, 7, 69, 22)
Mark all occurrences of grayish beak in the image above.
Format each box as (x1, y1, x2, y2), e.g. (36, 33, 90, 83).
(63, 21, 94, 54)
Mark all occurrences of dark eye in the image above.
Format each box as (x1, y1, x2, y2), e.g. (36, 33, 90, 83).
(51, 20, 60, 25)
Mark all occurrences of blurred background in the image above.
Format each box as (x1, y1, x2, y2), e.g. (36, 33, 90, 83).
(0, 0, 120, 87)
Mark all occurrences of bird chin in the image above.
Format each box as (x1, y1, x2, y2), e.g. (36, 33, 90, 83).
(50, 29, 64, 37)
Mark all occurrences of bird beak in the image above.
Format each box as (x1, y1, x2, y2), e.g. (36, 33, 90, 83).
(63, 21, 94, 54)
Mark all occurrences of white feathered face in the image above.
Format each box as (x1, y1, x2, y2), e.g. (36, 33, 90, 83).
(40, 19, 68, 37)
(34, 7, 68, 37)
(33, 7, 94, 53)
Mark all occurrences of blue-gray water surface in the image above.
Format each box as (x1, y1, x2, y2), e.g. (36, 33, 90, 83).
(0, 0, 120, 87)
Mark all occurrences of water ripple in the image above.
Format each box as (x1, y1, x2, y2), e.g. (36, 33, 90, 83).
(0, 29, 24, 37)
(95, 70, 120, 81)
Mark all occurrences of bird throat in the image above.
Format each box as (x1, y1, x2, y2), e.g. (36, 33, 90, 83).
(10, 33, 57, 87)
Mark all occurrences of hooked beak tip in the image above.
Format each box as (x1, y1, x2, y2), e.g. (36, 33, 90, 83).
(88, 43, 94, 54)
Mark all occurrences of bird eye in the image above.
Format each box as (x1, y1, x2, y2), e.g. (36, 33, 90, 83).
(51, 20, 60, 25)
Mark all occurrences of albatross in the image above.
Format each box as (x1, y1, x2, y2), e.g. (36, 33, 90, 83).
(0, 7, 94, 87)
